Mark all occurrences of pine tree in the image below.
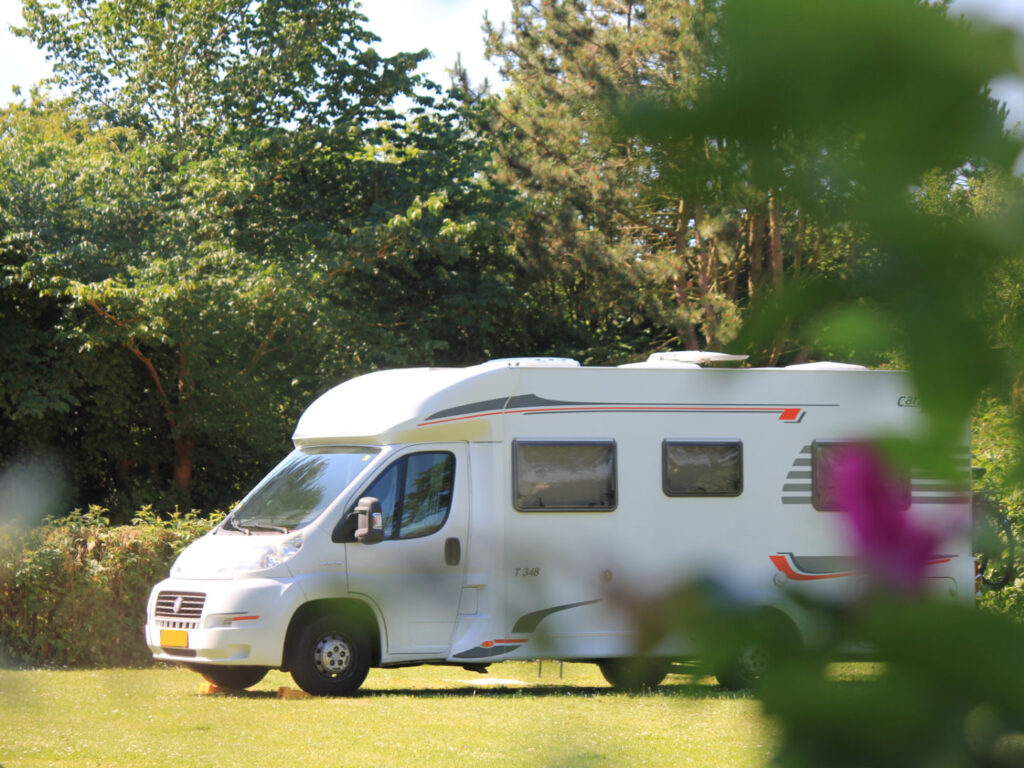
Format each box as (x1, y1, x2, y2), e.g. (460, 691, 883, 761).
(487, 0, 853, 358)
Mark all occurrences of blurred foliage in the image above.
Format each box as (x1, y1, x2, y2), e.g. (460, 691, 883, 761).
(759, 600, 1024, 768)
(974, 400, 1024, 620)
(612, 576, 1024, 767)
(0, 507, 217, 667)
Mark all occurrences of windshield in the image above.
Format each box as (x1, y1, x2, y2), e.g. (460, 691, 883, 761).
(224, 447, 380, 533)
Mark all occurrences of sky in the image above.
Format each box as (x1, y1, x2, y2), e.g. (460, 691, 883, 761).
(0, 0, 1022, 121)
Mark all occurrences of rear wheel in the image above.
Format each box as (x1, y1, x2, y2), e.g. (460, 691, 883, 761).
(190, 664, 268, 691)
(598, 657, 670, 692)
(288, 615, 370, 696)
(715, 611, 801, 691)
(715, 640, 772, 690)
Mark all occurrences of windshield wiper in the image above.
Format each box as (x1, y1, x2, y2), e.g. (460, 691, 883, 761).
(222, 512, 250, 535)
(235, 521, 290, 535)
(222, 510, 291, 535)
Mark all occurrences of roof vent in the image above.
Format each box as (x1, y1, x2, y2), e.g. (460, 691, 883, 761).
(622, 350, 749, 368)
(784, 361, 868, 371)
(479, 357, 581, 369)
(619, 360, 702, 369)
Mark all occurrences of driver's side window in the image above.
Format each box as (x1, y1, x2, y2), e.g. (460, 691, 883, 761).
(357, 451, 455, 540)
(361, 462, 401, 536)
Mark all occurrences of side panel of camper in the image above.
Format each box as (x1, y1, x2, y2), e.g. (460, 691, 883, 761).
(447, 367, 972, 662)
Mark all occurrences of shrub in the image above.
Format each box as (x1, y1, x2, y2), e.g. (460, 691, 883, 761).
(973, 399, 1024, 621)
(0, 506, 218, 667)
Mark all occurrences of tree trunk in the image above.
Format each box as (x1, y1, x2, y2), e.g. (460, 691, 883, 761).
(769, 191, 784, 287)
(747, 212, 764, 299)
(673, 198, 701, 350)
(173, 436, 195, 495)
(794, 209, 805, 276)
(172, 345, 195, 497)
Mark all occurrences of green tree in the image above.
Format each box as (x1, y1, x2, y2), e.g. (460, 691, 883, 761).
(486, 0, 857, 360)
(0, 99, 311, 508)
(3, 0, 521, 515)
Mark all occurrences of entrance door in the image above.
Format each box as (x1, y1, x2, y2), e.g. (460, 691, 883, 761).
(344, 444, 469, 656)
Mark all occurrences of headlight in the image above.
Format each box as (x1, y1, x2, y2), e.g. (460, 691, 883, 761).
(235, 533, 304, 573)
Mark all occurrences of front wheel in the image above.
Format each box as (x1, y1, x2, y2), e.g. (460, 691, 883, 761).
(190, 664, 268, 691)
(288, 615, 370, 696)
(598, 657, 670, 692)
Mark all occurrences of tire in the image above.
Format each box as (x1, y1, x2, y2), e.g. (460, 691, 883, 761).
(715, 640, 772, 691)
(191, 664, 268, 691)
(288, 615, 370, 696)
(715, 611, 800, 691)
(598, 657, 670, 692)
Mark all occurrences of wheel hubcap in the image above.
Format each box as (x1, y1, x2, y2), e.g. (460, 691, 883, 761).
(739, 643, 770, 678)
(313, 634, 352, 677)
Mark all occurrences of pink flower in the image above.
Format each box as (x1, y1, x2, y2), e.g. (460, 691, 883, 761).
(833, 446, 940, 592)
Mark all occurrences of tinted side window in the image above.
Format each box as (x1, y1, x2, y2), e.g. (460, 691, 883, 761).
(811, 441, 910, 512)
(359, 452, 455, 538)
(514, 441, 616, 512)
(812, 441, 844, 511)
(361, 462, 401, 536)
(663, 441, 743, 497)
(400, 452, 455, 538)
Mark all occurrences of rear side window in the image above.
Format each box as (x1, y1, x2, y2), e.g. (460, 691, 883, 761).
(811, 441, 910, 512)
(663, 440, 743, 497)
(358, 452, 455, 538)
(514, 441, 616, 512)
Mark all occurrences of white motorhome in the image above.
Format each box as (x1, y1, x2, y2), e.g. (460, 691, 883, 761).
(145, 353, 973, 695)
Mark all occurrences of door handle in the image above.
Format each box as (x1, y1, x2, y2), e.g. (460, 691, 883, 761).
(444, 537, 461, 566)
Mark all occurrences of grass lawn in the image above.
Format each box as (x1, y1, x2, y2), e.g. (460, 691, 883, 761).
(0, 661, 779, 768)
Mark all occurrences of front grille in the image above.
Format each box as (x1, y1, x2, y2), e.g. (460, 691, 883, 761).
(154, 591, 206, 619)
(154, 617, 200, 631)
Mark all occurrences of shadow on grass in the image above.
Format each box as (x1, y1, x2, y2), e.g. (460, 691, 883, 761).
(203, 679, 757, 701)
(354, 682, 755, 700)
(201, 662, 885, 701)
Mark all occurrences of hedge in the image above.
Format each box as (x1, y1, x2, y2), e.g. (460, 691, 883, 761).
(0, 507, 218, 667)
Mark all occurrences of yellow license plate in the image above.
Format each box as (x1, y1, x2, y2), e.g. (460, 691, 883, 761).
(160, 629, 188, 648)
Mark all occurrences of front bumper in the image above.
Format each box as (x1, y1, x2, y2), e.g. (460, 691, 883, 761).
(145, 576, 307, 668)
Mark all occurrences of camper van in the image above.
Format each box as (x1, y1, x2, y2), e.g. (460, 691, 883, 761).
(144, 353, 973, 695)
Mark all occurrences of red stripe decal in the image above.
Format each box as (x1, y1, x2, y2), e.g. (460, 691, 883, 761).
(771, 555, 955, 581)
(420, 405, 808, 427)
(770, 555, 859, 581)
(481, 638, 527, 648)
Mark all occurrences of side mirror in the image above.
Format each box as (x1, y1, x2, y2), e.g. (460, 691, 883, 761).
(353, 497, 385, 543)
